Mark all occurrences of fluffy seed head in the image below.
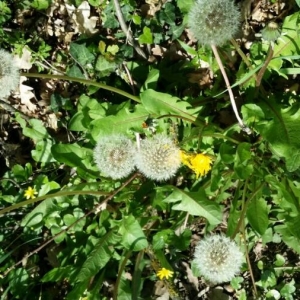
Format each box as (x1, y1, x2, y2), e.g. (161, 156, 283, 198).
(188, 0, 241, 46)
(93, 134, 135, 179)
(193, 235, 243, 284)
(135, 134, 181, 181)
(0, 49, 20, 98)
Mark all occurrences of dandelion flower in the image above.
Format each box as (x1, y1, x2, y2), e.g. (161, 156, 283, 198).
(180, 151, 212, 178)
(193, 235, 243, 284)
(157, 268, 174, 280)
(135, 134, 181, 181)
(261, 21, 281, 42)
(0, 49, 20, 98)
(93, 134, 135, 179)
(188, 0, 241, 46)
(24, 187, 38, 199)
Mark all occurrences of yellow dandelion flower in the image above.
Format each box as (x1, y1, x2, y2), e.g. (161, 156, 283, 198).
(180, 151, 212, 178)
(24, 187, 38, 199)
(157, 268, 174, 280)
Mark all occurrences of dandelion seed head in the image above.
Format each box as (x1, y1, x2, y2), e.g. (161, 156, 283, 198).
(135, 134, 181, 181)
(0, 49, 20, 98)
(94, 134, 135, 179)
(193, 235, 243, 284)
(188, 0, 240, 46)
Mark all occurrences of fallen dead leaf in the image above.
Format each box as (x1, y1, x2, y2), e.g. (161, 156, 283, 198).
(65, 1, 98, 35)
(14, 47, 33, 70)
(17, 76, 37, 113)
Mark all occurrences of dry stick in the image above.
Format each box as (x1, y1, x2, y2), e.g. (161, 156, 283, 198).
(0, 99, 30, 121)
(113, 0, 147, 60)
(3, 172, 139, 277)
(256, 43, 274, 87)
(230, 182, 265, 240)
(242, 220, 258, 298)
(231, 38, 257, 81)
(240, 179, 258, 298)
(123, 62, 136, 95)
(211, 44, 252, 134)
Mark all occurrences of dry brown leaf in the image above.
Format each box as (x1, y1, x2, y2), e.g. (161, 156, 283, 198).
(17, 76, 37, 112)
(14, 47, 33, 70)
(65, 1, 98, 35)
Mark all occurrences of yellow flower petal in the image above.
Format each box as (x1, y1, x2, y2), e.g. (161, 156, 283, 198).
(157, 268, 174, 280)
(189, 153, 212, 178)
(24, 187, 37, 199)
(180, 151, 212, 178)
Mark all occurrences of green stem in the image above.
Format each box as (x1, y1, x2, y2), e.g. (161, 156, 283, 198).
(20, 72, 141, 103)
(114, 250, 132, 300)
(211, 44, 251, 134)
(230, 39, 255, 75)
(0, 189, 109, 216)
(205, 133, 240, 144)
(242, 214, 258, 298)
(256, 43, 274, 87)
(3, 173, 138, 277)
(231, 181, 265, 239)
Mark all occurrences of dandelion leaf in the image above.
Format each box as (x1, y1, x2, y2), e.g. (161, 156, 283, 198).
(163, 188, 222, 227)
(273, 11, 300, 59)
(140, 89, 199, 121)
(90, 102, 149, 140)
(268, 11, 300, 75)
(75, 230, 120, 283)
(246, 197, 269, 235)
(257, 101, 300, 172)
(118, 215, 148, 251)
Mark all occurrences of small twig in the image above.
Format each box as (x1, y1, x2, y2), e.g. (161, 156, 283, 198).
(34, 59, 65, 75)
(122, 62, 136, 95)
(0, 178, 22, 189)
(135, 132, 141, 150)
(243, 228, 258, 298)
(3, 172, 139, 277)
(113, 0, 147, 60)
(240, 181, 258, 298)
(230, 38, 256, 80)
(256, 43, 274, 87)
(231, 182, 264, 240)
(211, 44, 251, 134)
(0, 99, 30, 121)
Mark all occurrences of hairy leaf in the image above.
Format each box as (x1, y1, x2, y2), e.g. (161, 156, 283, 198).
(163, 188, 222, 227)
(90, 102, 149, 140)
(118, 215, 148, 251)
(246, 197, 269, 235)
(140, 89, 199, 121)
(75, 230, 120, 282)
(257, 101, 300, 172)
(52, 143, 99, 178)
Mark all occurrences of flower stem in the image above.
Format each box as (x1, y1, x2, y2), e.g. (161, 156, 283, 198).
(211, 44, 251, 134)
(3, 173, 138, 277)
(230, 39, 255, 75)
(256, 43, 274, 87)
(240, 181, 258, 298)
(20, 72, 141, 103)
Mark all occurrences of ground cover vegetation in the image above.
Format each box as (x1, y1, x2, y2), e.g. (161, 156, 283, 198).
(0, 0, 300, 299)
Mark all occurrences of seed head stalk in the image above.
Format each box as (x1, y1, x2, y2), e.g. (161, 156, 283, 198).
(20, 72, 141, 103)
(211, 44, 251, 134)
